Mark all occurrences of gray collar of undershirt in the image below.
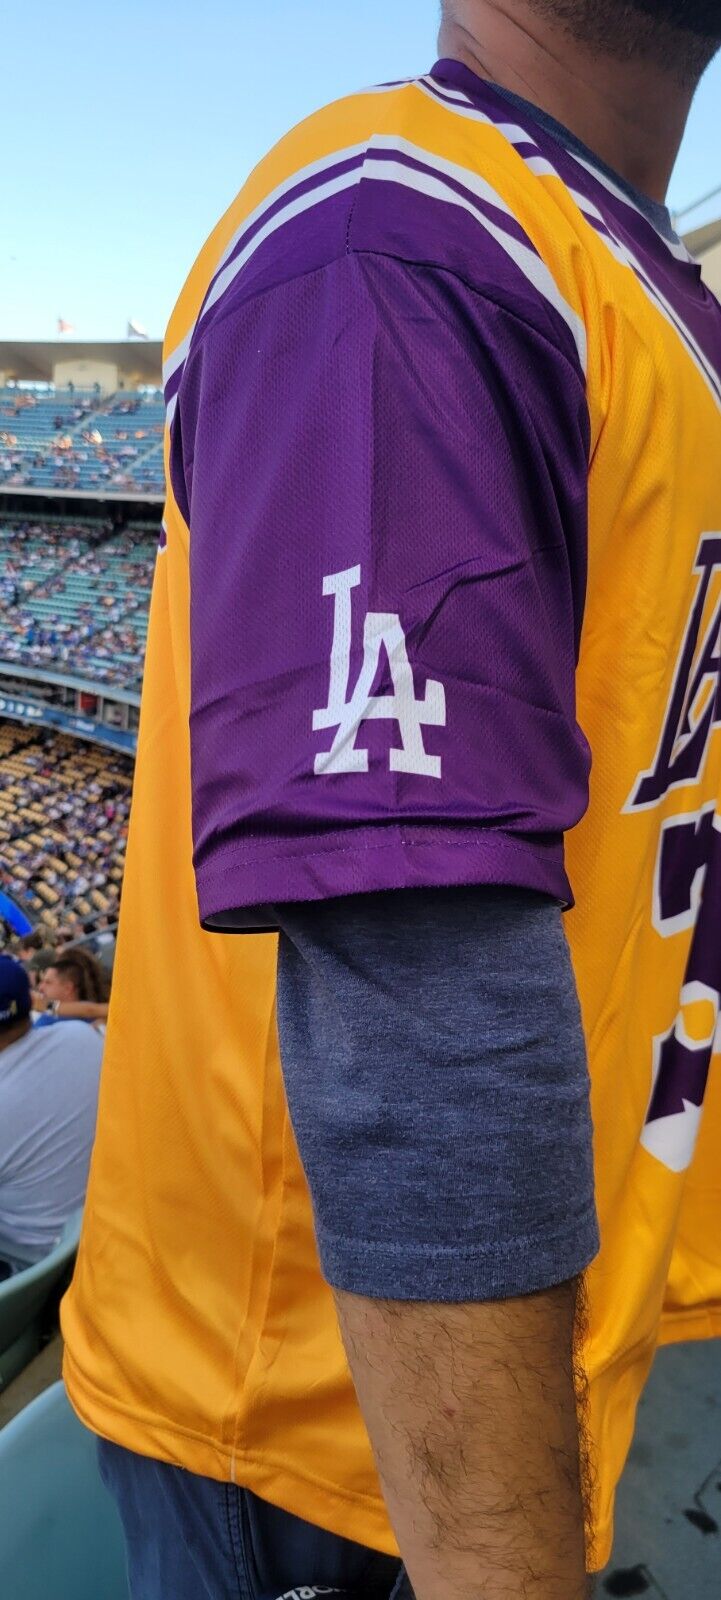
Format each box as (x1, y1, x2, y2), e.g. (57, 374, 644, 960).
(491, 83, 679, 245)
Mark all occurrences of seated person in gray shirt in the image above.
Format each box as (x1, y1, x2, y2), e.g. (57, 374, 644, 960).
(0, 955, 102, 1275)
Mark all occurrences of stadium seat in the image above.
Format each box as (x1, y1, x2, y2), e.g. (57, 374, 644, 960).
(0, 1382, 129, 1600)
(0, 1211, 82, 1391)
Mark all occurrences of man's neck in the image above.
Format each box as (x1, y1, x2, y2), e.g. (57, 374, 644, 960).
(0, 1020, 32, 1054)
(438, 3, 696, 202)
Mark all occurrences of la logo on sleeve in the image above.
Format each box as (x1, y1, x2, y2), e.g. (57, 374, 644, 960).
(313, 565, 446, 779)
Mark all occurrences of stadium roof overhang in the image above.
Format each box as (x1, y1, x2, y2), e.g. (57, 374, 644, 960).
(0, 340, 163, 386)
(683, 216, 721, 257)
(0, 485, 164, 505)
(681, 216, 721, 297)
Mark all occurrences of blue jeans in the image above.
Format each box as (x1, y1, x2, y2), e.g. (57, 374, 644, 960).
(98, 1440, 414, 1600)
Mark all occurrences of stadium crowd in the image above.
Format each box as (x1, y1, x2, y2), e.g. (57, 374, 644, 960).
(0, 401, 149, 1373)
(0, 946, 107, 1277)
(0, 723, 131, 939)
(0, 516, 154, 690)
(0, 387, 164, 495)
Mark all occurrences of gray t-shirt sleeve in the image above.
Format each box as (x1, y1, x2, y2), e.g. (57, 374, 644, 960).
(274, 885, 599, 1302)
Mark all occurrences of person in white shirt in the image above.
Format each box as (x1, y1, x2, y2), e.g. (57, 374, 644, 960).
(0, 955, 102, 1275)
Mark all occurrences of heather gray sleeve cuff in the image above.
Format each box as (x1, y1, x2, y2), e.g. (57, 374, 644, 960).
(274, 885, 599, 1302)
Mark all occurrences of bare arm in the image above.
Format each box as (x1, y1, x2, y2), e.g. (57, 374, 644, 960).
(276, 887, 598, 1599)
(334, 1279, 592, 1600)
(57, 1000, 108, 1021)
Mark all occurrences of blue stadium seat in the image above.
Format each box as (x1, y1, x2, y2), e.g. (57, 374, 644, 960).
(0, 1382, 129, 1600)
(0, 1210, 82, 1391)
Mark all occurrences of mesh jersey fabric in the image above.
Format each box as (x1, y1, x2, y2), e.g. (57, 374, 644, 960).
(62, 58, 721, 1573)
(176, 251, 590, 924)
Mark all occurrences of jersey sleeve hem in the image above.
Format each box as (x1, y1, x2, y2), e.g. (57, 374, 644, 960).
(197, 824, 573, 928)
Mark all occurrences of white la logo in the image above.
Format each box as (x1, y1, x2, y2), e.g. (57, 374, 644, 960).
(313, 565, 446, 778)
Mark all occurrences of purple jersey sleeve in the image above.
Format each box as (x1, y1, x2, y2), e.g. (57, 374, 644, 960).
(172, 251, 591, 927)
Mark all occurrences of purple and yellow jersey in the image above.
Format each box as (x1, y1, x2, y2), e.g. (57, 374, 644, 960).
(63, 62, 721, 1569)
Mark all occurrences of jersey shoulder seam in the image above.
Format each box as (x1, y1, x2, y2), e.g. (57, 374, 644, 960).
(182, 242, 587, 393)
(347, 242, 587, 384)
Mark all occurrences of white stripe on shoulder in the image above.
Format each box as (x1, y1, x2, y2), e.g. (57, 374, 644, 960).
(524, 154, 569, 181)
(525, 172, 721, 407)
(163, 142, 371, 389)
(364, 136, 587, 372)
(415, 78, 540, 153)
(544, 178, 721, 412)
(358, 79, 415, 94)
(418, 75, 474, 105)
(568, 152, 693, 265)
(213, 141, 370, 280)
(418, 72, 721, 402)
(162, 123, 588, 429)
(163, 331, 191, 387)
(419, 76, 692, 268)
(202, 169, 359, 319)
(586, 227, 721, 411)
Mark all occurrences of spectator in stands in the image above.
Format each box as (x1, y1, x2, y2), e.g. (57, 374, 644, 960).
(0, 516, 153, 687)
(14, 930, 45, 964)
(0, 955, 102, 1275)
(34, 949, 109, 1030)
(0, 726, 132, 934)
(55, 917, 86, 949)
(25, 949, 58, 982)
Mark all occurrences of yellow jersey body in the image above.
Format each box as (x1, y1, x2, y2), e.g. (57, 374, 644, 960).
(63, 63, 721, 1570)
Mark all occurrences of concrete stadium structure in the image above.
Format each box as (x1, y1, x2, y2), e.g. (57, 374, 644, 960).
(0, 339, 162, 397)
(683, 215, 721, 298)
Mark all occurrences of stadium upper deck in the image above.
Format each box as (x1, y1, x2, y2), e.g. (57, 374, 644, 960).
(0, 516, 155, 693)
(0, 340, 165, 501)
(0, 388, 164, 497)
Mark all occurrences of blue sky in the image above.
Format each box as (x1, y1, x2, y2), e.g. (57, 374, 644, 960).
(5, 0, 721, 342)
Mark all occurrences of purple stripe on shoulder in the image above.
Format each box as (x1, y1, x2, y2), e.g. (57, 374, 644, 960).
(205, 152, 366, 297)
(182, 190, 359, 351)
(164, 363, 183, 407)
(420, 73, 543, 160)
(180, 153, 364, 370)
(429, 59, 721, 396)
(418, 77, 474, 110)
(348, 175, 585, 379)
(366, 145, 540, 256)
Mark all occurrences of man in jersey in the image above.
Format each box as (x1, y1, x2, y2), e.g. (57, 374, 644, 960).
(63, 3, 721, 1599)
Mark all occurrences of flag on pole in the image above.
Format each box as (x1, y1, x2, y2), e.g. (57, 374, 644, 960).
(127, 319, 150, 340)
(57, 318, 75, 334)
